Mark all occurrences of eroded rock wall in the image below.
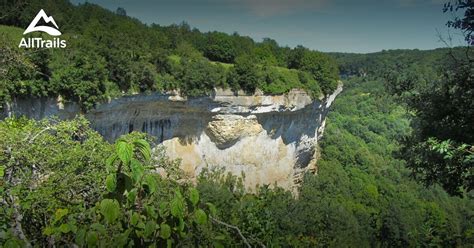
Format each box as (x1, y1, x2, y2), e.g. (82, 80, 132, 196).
(2, 86, 342, 190)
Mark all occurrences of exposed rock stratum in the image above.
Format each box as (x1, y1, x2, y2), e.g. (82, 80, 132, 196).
(3, 85, 342, 190)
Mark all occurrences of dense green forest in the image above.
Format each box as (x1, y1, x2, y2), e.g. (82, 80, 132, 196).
(0, 0, 339, 111)
(1, 0, 473, 246)
(329, 48, 460, 78)
(330, 33, 473, 196)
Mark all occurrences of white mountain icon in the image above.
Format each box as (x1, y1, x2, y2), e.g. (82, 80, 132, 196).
(24, 9, 62, 36)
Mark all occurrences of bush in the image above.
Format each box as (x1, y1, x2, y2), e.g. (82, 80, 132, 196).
(174, 57, 226, 96)
(227, 55, 262, 93)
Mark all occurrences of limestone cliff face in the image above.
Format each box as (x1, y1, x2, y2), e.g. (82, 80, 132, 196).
(2, 85, 342, 190)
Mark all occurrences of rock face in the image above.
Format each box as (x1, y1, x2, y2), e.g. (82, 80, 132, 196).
(205, 114, 263, 149)
(2, 85, 342, 190)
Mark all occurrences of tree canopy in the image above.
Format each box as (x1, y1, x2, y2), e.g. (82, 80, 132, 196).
(0, 0, 340, 112)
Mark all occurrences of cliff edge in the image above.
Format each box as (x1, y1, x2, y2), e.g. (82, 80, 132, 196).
(2, 84, 343, 190)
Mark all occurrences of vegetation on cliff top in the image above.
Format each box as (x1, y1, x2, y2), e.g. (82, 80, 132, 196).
(0, 0, 339, 111)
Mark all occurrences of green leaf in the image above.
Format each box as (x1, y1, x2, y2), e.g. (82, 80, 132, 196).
(131, 212, 140, 226)
(133, 139, 151, 162)
(127, 189, 137, 203)
(194, 209, 207, 225)
(106, 153, 118, 172)
(90, 223, 106, 234)
(117, 172, 134, 193)
(114, 229, 131, 247)
(213, 241, 225, 248)
(137, 221, 146, 230)
(145, 205, 157, 219)
(86, 231, 99, 246)
(178, 217, 185, 232)
(188, 187, 199, 206)
(206, 202, 217, 216)
(59, 223, 71, 233)
(144, 174, 158, 194)
(42, 227, 54, 236)
(159, 202, 168, 217)
(144, 220, 156, 237)
(106, 174, 117, 192)
(160, 223, 171, 239)
(130, 159, 145, 183)
(116, 140, 133, 165)
(54, 208, 69, 222)
(75, 228, 86, 245)
(0, 165, 5, 177)
(67, 222, 78, 233)
(4, 239, 22, 248)
(214, 235, 227, 240)
(99, 199, 120, 224)
(170, 190, 184, 218)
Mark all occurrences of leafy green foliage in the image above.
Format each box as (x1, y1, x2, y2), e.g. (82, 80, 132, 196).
(50, 45, 108, 111)
(329, 19, 473, 195)
(173, 57, 227, 96)
(228, 54, 261, 93)
(397, 53, 473, 195)
(375, 4, 474, 194)
(0, 117, 111, 245)
(43, 134, 218, 246)
(260, 66, 321, 97)
(0, 118, 222, 246)
(0, 26, 54, 109)
(295, 49, 339, 94)
(99, 199, 120, 223)
(204, 32, 236, 63)
(288, 45, 340, 94)
(444, 0, 473, 45)
(1, 0, 340, 108)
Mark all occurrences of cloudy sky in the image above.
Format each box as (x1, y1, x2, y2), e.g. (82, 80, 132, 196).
(71, 0, 464, 53)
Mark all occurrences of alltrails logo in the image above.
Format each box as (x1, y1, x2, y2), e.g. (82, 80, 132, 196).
(19, 9, 67, 48)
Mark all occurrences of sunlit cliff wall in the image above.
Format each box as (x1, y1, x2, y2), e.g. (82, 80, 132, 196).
(3, 85, 342, 190)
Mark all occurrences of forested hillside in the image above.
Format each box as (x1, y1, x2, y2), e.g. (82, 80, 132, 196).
(329, 14, 473, 196)
(0, 0, 339, 111)
(329, 48, 463, 78)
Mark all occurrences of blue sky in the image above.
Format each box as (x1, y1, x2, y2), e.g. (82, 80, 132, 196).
(71, 0, 464, 53)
